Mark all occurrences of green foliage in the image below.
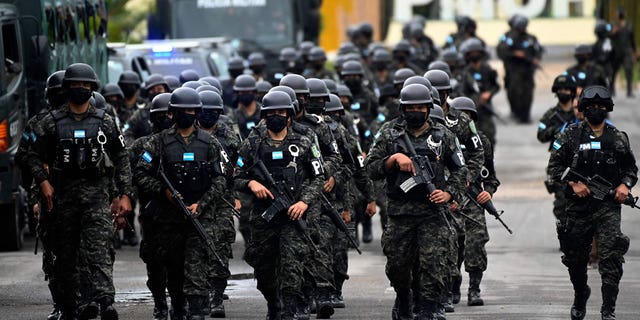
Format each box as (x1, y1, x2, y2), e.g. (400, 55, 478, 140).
(107, 0, 153, 43)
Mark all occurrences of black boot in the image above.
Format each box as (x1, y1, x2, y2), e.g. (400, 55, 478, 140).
(361, 216, 373, 243)
(152, 292, 168, 320)
(394, 290, 413, 320)
(98, 298, 118, 320)
(281, 295, 298, 320)
(315, 289, 334, 319)
(170, 295, 187, 320)
(47, 305, 61, 320)
(467, 272, 484, 306)
(186, 295, 206, 320)
(58, 307, 78, 320)
(601, 284, 618, 320)
(570, 285, 590, 320)
(442, 291, 454, 313)
(329, 293, 344, 309)
(451, 276, 462, 304)
(415, 300, 439, 320)
(266, 296, 281, 320)
(209, 281, 226, 318)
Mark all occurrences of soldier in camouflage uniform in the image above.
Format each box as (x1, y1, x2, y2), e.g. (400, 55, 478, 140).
(117, 71, 144, 125)
(565, 45, 609, 92)
(197, 90, 240, 318)
(450, 97, 501, 307)
(304, 47, 336, 80)
(234, 91, 324, 320)
(537, 74, 578, 224)
(548, 86, 636, 320)
(20, 64, 133, 319)
(135, 87, 231, 320)
(366, 84, 467, 319)
(340, 60, 379, 127)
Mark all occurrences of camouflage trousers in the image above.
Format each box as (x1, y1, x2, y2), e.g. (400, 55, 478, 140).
(462, 202, 490, 273)
(207, 210, 235, 290)
(237, 192, 254, 248)
(306, 207, 338, 293)
(505, 70, 535, 122)
(333, 218, 356, 295)
(558, 200, 630, 291)
(37, 201, 63, 308)
(382, 212, 451, 303)
(47, 181, 115, 311)
(553, 190, 568, 225)
(244, 212, 310, 305)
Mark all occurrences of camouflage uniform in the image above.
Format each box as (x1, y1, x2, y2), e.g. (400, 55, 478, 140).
(123, 102, 152, 144)
(366, 118, 467, 317)
(548, 121, 637, 318)
(234, 126, 324, 319)
(460, 63, 501, 147)
(21, 103, 132, 315)
(134, 127, 230, 318)
(537, 104, 577, 223)
(565, 63, 609, 90)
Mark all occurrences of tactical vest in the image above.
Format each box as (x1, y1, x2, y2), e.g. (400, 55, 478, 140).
(53, 109, 106, 177)
(256, 134, 305, 191)
(162, 129, 217, 204)
(387, 127, 446, 201)
(571, 124, 621, 187)
(234, 108, 261, 139)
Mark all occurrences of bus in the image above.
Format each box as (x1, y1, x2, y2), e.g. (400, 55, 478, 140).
(0, 0, 108, 251)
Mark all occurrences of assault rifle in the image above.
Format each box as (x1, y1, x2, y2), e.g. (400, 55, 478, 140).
(159, 171, 225, 265)
(254, 160, 319, 251)
(320, 193, 362, 254)
(561, 168, 640, 210)
(466, 181, 513, 234)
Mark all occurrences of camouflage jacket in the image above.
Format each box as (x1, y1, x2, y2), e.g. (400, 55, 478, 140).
(444, 109, 485, 182)
(537, 104, 576, 151)
(478, 131, 500, 195)
(123, 102, 152, 144)
(294, 113, 343, 180)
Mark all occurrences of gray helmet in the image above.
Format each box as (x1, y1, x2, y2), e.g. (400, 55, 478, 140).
(403, 75, 432, 89)
(199, 76, 222, 91)
(393, 68, 417, 85)
(299, 41, 315, 57)
(233, 74, 257, 92)
(424, 70, 451, 91)
(372, 48, 392, 63)
(196, 85, 222, 95)
(341, 60, 364, 76)
(307, 78, 330, 101)
(279, 47, 300, 64)
(512, 14, 529, 30)
(393, 40, 412, 53)
(460, 37, 485, 55)
(574, 44, 592, 57)
(248, 52, 266, 67)
(358, 22, 374, 39)
(261, 91, 294, 114)
(256, 80, 273, 94)
(101, 83, 124, 99)
(338, 42, 359, 55)
(269, 85, 299, 111)
(323, 79, 338, 95)
(46, 70, 65, 90)
(227, 57, 245, 71)
(337, 84, 353, 99)
(578, 85, 613, 112)
(64, 63, 100, 90)
(279, 74, 309, 94)
(430, 86, 441, 105)
(144, 74, 170, 93)
(334, 55, 347, 70)
(449, 96, 477, 120)
(179, 69, 200, 84)
(429, 104, 445, 124)
(308, 47, 327, 62)
(427, 61, 451, 76)
(325, 94, 344, 114)
(182, 80, 206, 90)
(117, 70, 141, 86)
(552, 74, 578, 94)
(199, 91, 224, 111)
(442, 49, 460, 63)
(169, 87, 202, 109)
(409, 23, 425, 39)
(164, 75, 181, 91)
(399, 83, 433, 106)
(151, 92, 171, 113)
(92, 92, 106, 110)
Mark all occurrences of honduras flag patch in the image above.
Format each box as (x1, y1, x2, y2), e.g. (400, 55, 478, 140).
(74, 130, 86, 138)
(272, 151, 284, 160)
(553, 140, 562, 150)
(237, 156, 244, 167)
(183, 152, 195, 161)
(142, 151, 153, 163)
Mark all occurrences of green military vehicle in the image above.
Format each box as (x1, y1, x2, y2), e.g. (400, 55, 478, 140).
(0, 0, 108, 251)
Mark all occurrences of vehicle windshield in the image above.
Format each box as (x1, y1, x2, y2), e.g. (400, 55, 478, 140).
(172, 0, 293, 48)
(143, 51, 211, 78)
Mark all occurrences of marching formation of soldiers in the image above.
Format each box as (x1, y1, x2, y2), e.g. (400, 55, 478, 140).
(15, 11, 637, 320)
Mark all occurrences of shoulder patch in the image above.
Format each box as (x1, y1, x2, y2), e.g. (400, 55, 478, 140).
(311, 144, 321, 158)
(142, 151, 153, 163)
(552, 140, 562, 150)
(468, 121, 477, 134)
(538, 122, 547, 130)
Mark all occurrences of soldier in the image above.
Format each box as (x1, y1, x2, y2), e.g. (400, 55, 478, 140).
(230, 75, 261, 139)
(304, 47, 336, 80)
(610, 8, 637, 97)
(565, 45, 609, 92)
(408, 23, 438, 71)
(392, 40, 422, 74)
(279, 47, 305, 76)
(497, 14, 543, 124)
(135, 87, 230, 320)
(221, 57, 245, 109)
(450, 97, 501, 307)
(340, 60, 379, 129)
(117, 70, 143, 124)
(366, 84, 467, 319)
(130, 93, 174, 320)
(164, 75, 181, 92)
(593, 20, 614, 91)
(443, 15, 486, 52)
(460, 38, 501, 147)
(21, 64, 133, 319)
(371, 48, 394, 89)
(124, 74, 170, 143)
(257, 80, 273, 102)
(234, 91, 324, 320)
(248, 52, 267, 82)
(197, 91, 239, 318)
(179, 69, 200, 85)
(537, 74, 578, 224)
(548, 85, 637, 320)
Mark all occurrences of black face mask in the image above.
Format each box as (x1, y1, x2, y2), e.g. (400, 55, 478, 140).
(151, 113, 174, 132)
(557, 93, 573, 104)
(404, 111, 428, 128)
(173, 110, 197, 129)
(251, 66, 265, 75)
(374, 62, 388, 72)
(468, 55, 482, 63)
(344, 79, 361, 94)
(585, 108, 607, 125)
(576, 56, 588, 64)
(306, 101, 325, 115)
(68, 87, 92, 105)
(121, 85, 138, 99)
(313, 62, 324, 71)
(198, 110, 220, 129)
(229, 69, 243, 78)
(238, 93, 255, 106)
(394, 54, 407, 63)
(266, 114, 288, 133)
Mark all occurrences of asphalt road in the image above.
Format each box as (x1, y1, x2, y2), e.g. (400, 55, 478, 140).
(2, 58, 640, 320)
